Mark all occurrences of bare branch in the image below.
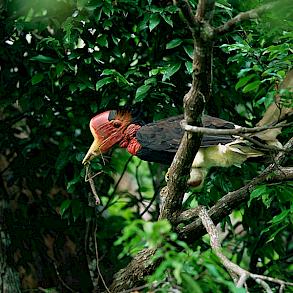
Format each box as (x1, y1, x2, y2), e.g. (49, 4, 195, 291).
(214, 2, 275, 35)
(93, 222, 111, 293)
(182, 120, 292, 136)
(198, 206, 293, 289)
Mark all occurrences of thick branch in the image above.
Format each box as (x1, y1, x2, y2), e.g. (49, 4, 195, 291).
(177, 167, 293, 224)
(107, 248, 157, 293)
(159, 0, 215, 222)
(196, 0, 216, 22)
(214, 2, 275, 35)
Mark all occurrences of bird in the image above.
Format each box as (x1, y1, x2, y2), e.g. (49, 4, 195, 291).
(82, 108, 280, 188)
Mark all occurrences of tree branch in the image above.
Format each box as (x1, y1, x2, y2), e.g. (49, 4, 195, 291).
(198, 206, 293, 290)
(177, 166, 293, 224)
(107, 248, 157, 292)
(182, 120, 292, 136)
(214, 2, 276, 35)
(175, 0, 199, 33)
(196, 0, 216, 22)
(159, 0, 215, 222)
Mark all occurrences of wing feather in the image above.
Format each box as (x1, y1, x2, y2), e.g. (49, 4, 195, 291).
(135, 114, 237, 163)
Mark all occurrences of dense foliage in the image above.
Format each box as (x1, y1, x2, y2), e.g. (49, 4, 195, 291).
(1, 0, 292, 292)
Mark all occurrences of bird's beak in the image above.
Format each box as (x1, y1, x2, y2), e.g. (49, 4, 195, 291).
(82, 138, 102, 165)
(82, 110, 125, 165)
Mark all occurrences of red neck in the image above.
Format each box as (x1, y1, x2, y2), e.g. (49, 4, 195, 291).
(119, 124, 142, 155)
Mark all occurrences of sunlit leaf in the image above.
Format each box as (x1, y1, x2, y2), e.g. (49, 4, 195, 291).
(30, 55, 58, 63)
(235, 74, 256, 90)
(162, 62, 181, 81)
(242, 80, 261, 93)
(149, 14, 160, 31)
(96, 77, 113, 90)
(135, 84, 151, 102)
(166, 38, 183, 49)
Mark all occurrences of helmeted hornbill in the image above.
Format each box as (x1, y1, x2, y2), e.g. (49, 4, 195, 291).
(82, 108, 281, 187)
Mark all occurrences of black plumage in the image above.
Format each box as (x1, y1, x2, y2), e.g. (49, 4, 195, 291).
(135, 115, 236, 164)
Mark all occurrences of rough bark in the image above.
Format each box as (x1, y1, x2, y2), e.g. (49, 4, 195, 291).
(0, 199, 22, 293)
(107, 248, 157, 292)
(159, 0, 214, 222)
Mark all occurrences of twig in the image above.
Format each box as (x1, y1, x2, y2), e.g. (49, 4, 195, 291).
(140, 163, 163, 218)
(182, 120, 293, 152)
(198, 206, 293, 290)
(52, 261, 77, 293)
(85, 164, 101, 205)
(100, 155, 133, 213)
(135, 160, 144, 202)
(139, 192, 158, 218)
(93, 220, 111, 293)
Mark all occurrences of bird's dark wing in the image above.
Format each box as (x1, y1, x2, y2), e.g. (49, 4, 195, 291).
(135, 114, 237, 164)
(135, 115, 183, 163)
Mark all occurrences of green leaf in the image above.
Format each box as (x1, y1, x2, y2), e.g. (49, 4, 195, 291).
(96, 35, 108, 47)
(77, 0, 88, 10)
(248, 185, 267, 207)
(71, 200, 81, 221)
(235, 74, 256, 90)
(162, 62, 181, 81)
(60, 199, 71, 217)
(56, 63, 64, 77)
(166, 38, 183, 49)
(181, 273, 203, 293)
(266, 225, 287, 243)
(183, 45, 194, 59)
(149, 14, 160, 31)
(96, 77, 113, 90)
(135, 84, 151, 102)
(269, 210, 290, 224)
(31, 73, 44, 85)
(93, 51, 102, 62)
(242, 80, 261, 93)
(30, 55, 58, 63)
(161, 14, 173, 27)
(185, 61, 193, 74)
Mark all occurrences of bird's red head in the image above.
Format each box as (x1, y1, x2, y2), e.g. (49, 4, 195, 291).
(82, 109, 135, 164)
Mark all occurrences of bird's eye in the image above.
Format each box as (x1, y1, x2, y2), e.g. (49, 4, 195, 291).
(113, 120, 122, 128)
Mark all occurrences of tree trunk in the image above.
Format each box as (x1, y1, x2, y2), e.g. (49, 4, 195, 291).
(0, 199, 22, 293)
